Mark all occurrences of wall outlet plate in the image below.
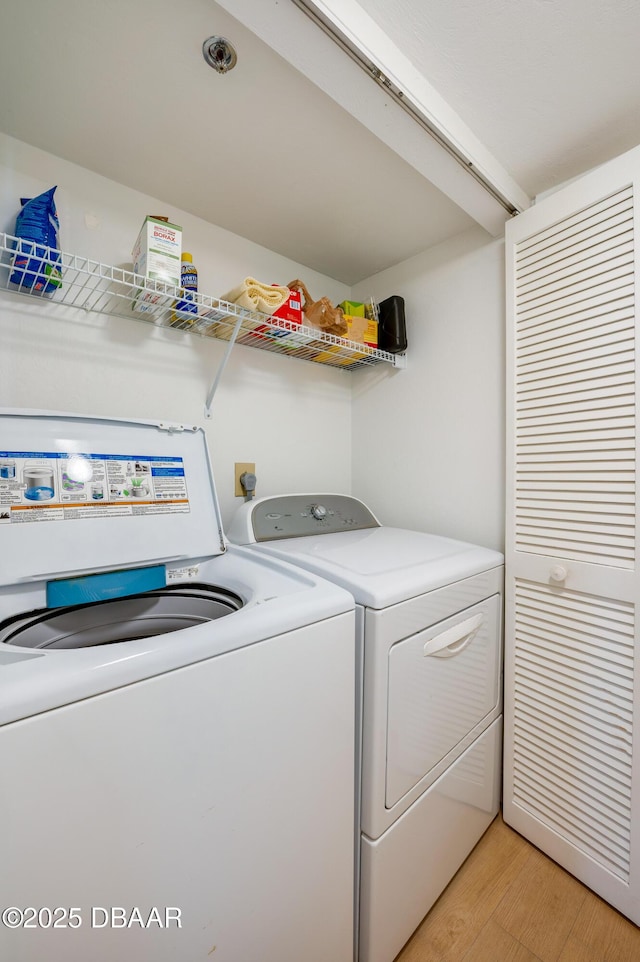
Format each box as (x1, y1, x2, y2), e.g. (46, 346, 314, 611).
(234, 462, 255, 497)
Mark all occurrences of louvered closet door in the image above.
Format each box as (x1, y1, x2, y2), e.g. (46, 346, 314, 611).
(504, 147, 640, 925)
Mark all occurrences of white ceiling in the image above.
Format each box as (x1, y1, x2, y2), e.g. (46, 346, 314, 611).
(356, 0, 640, 199)
(1, 0, 640, 285)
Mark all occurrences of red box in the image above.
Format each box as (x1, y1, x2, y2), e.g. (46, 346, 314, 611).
(271, 288, 303, 325)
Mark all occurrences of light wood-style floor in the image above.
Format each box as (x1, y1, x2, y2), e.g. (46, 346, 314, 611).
(395, 814, 640, 962)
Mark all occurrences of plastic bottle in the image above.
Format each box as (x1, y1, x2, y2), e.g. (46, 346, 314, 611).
(171, 252, 198, 327)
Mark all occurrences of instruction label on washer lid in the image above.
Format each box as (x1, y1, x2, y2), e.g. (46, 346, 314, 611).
(0, 451, 190, 523)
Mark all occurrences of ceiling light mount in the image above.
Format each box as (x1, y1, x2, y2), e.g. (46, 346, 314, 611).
(203, 36, 238, 74)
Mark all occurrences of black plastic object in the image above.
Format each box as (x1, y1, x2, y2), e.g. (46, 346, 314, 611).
(377, 295, 407, 354)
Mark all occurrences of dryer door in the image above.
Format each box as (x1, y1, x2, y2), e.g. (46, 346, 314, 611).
(386, 594, 501, 807)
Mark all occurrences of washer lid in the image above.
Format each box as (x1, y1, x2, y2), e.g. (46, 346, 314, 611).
(0, 410, 225, 586)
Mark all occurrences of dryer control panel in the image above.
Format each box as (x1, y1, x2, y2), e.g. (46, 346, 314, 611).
(248, 494, 380, 542)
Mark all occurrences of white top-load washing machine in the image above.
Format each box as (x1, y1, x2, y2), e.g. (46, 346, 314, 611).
(228, 494, 505, 962)
(0, 412, 356, 962)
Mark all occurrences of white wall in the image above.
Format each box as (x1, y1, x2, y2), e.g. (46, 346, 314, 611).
(352, 227, 505, 552)
(0, 135, 353, 526)
(0, 136, 506, 550)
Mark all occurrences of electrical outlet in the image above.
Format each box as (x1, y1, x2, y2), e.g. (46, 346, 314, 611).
(234, 462, 255, 497)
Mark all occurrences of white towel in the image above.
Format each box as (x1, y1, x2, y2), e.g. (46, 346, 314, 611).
(221, 278, 290, 315)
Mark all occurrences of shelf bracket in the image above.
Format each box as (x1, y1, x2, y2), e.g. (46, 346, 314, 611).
(204, 312, 245, 418)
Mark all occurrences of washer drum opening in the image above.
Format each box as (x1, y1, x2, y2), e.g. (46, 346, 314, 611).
(0, 584, 244, 649)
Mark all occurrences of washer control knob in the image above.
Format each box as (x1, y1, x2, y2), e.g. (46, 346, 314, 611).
(310, 504, 328, 520)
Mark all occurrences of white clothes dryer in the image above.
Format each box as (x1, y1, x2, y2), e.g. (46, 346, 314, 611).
(0, 413, 356, 962)
(228, 494, 505, 962)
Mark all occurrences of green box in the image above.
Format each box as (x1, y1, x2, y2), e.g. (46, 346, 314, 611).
(339, 300, 365, 317)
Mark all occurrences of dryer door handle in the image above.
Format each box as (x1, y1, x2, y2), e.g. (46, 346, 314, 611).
(423, 612, 484, 658)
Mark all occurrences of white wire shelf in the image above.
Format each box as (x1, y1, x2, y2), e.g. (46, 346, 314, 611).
(0, 233, 406, 377)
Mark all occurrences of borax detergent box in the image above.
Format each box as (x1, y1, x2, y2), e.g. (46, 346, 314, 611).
(132, 217, 182, 281)
(132, 216, 182, 314)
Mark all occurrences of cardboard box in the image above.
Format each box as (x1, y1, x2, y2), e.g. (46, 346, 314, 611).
(310, 344, 367, 367)
(132, 216, 182, 314)
(208, 288, 304, 344)
(202, 308, 242, 341)
(339, 300, 365, 318)
(342, 314, 378, 348)
(132, 216, 182, 281)
(132, 287, 174, 318)
(203, 286, 302, 341)
(238, 323, 306, 352)
(271, 288, 303, 325)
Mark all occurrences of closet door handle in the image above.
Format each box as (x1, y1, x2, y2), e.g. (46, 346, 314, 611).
(550, 565, 568, 583)
(423, 612, 484, 659)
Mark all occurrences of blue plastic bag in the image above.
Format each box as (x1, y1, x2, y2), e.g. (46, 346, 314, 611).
(10, 186, 62, 293)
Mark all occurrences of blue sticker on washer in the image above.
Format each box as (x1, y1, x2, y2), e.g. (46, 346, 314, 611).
(47, 565, 167, 608)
